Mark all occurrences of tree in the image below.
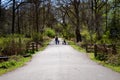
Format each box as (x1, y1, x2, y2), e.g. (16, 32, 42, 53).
(0, 0, 1, 19)
(56, 0, 83, 42)
(12, 0, 15, 34)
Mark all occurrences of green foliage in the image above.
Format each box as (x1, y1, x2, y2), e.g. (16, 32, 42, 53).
(95, 52, 107, 61)
(81, 29, 97, 43)
(97, 31, 111, 44)
(44, 28, 55, 38)
(62, 24, 75, 39)
(32, 33, 43, 42)
(81, 30, 90, 41)
(1, 38, 25, 56)
(54, 23, 63, 33)
(89, 53, 120, 73)
(0, 35, 31, 56)
(63, 31, 75, 39)
(107, 54, 120, 66)
(108, 17, 120, 40)
(0, 60, 17, 69)
(0, 56, 31, 75)
(67, 40, 86, 52)
(108, 5, 120, 40)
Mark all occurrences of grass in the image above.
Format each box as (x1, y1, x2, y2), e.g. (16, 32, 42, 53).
(88, 53, 120, 73)
(0, 56, 31, 75)
(104, 64, 120, 72)
(39, 38, 51, 51)
(0, 37, 31, 75)
(0, 36, 51, 75)
(68, 40, 120, 73)
(67, 40, 86, 52)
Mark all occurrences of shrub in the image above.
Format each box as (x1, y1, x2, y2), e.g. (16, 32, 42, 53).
(81, 29, 97, 43)
(0, 37, 27, 56)
(44, 28, 55, 38)
(32, 33, 43, 42)
(95, 52, 108, 61)
(0, 60, 16, 69)
(107, 54, 120, 66)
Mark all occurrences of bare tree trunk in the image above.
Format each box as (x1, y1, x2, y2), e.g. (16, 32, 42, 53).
(17, 8, 20, 34)
(75, 28, 82, 42)
(0, 0, 1, 19)
(75, 9, 82, 42)
(74, 0, 82, 42)
(12, 0, 15, 34)
(35, 4, 39, 33)
(47, 0, 52, 28)
(105, 0, 108, 32)
(41, 1, 45, 34)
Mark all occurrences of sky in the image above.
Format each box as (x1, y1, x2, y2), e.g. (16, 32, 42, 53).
(1, 0, 12, 7)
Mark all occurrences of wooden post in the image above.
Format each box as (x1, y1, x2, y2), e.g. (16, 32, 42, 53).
(94, 44, 97, 57)
(36, 42, 38, 51)
(103, 44, 107, 54)
(26, 42, 30, 53)
(86, 44, 88, 52)
(112, 44, 117, 54)
(32, 42, 35, 53)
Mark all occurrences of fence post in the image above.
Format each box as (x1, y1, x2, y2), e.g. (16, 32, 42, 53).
(112, 44, 117, 54)
(36, 42, 38, 51)
(32, 42, 35, 53)
(26, 42, 29, 53)
(103, 44, 107, 54)
(86, 44, 88, 52)
(94, 44, 97, 57)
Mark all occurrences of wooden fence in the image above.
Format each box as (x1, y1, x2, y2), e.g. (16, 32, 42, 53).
(26, 42, 40, 53)
(0, 56, 9, 62)
(86, 44, 117, 56)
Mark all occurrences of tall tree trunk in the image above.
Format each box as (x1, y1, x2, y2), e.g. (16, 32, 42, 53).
(35, 4, 39, 33)
(94, 0, 102, 40)
(0, 0, 1, 19)
(75, 28, 82, 42)
(74, 0, 82, 42)
(17, 8, 20, 34)
(41, 1, 45, 34)
(12, 0, 15, 34)
(47, 0, 51, 28)
(105, 0, 108, 32)
(75, 12, 82, 42)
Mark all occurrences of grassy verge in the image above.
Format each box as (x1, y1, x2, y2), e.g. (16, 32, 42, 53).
(68, 40, 120, 73)
(39, 38, 51, 51)
(67, 40, 86, 52)
(88, 53, 120, 73)
(0, 38, 51, 76)
(0, 56, 31, 75)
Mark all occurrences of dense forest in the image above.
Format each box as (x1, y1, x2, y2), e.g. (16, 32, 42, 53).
(0, 0, 120, 71)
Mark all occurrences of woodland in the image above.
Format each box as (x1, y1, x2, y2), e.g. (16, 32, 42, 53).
(0, 0, 120, 72)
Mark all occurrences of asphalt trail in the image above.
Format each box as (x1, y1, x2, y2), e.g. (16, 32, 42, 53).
(0, 39, 120, 80)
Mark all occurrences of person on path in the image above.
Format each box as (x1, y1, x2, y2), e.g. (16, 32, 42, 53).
(55, 36, 58, 45)
(62, 39, 66, 45)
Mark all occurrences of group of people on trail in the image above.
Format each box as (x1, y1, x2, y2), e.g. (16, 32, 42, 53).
(55, 36, 66, 45)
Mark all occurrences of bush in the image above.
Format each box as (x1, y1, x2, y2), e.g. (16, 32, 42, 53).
(32, 33, 43, 42)
(44, 28, 55, 38)
(95, 52, 108, 61)
(107, 54, 120, 66)
(97, 31, 111, 44)
(0, 37, 28, 56)
(0, 60, 16, 69)
(81, 29, 97, 43)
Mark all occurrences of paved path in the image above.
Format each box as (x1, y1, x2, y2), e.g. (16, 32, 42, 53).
(0, 39, 120, 80)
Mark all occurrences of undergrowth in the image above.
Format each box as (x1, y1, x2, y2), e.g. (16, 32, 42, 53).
(0, 56, 31, 75)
